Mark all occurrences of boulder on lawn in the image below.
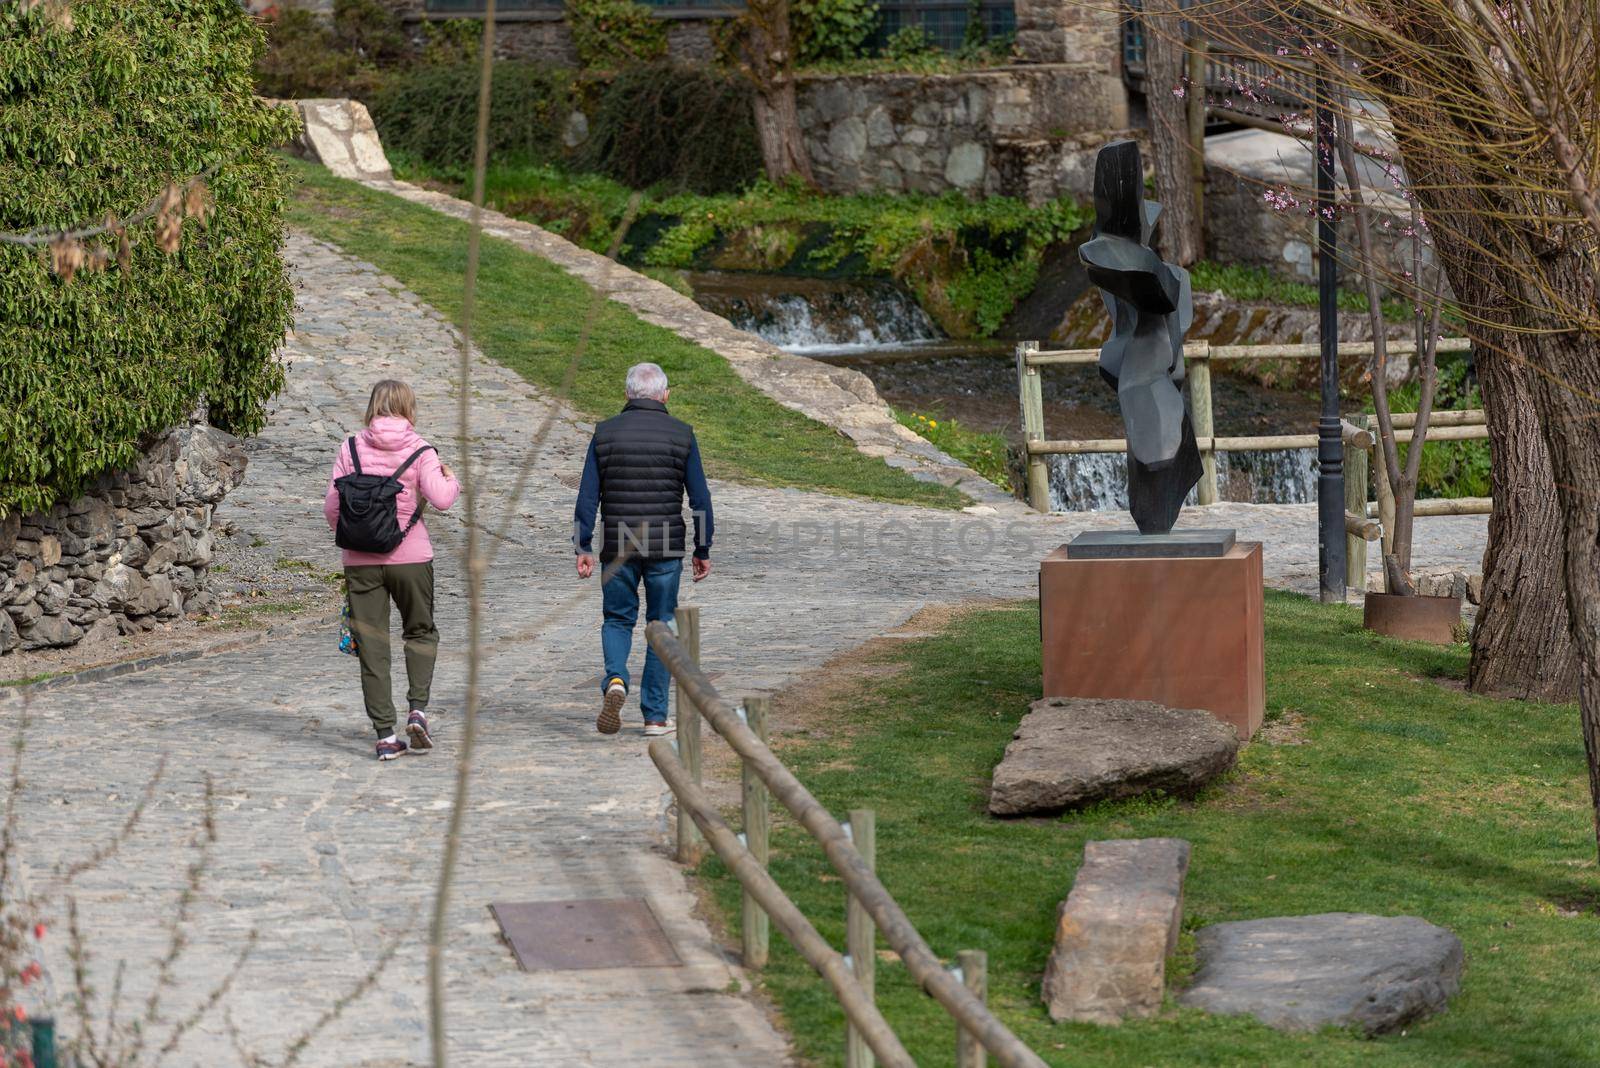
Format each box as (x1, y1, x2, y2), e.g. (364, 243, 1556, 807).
(1179, 913, 1463, 1034)
(988, 697, 1239, 817)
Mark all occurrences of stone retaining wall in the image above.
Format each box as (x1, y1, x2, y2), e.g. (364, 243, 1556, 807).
(0, 425, 247, 655)
(796, 65, 1128, 202)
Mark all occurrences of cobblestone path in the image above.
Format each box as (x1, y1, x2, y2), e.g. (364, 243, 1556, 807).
(12, 234, 1488, 1066)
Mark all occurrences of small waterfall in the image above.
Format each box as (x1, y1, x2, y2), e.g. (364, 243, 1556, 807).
(1047, 448, 1318, 512)
(688, 273, 941, 351)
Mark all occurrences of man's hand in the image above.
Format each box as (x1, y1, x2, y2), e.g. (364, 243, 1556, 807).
(576, 553, 596, 579)
(691, 557, 712, 582)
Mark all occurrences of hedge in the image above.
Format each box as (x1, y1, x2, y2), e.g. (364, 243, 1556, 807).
(0, 0, 297, 518)
(368, 59, 761, 195)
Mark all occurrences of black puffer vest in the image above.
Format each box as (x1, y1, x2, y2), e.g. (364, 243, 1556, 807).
(594, 398, 694, 561)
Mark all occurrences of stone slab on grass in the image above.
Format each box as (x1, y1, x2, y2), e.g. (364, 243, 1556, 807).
(989, 697, 1239, 816)
(1180, 913, 1464, 1034)
(1040, 838, 1191, 1024)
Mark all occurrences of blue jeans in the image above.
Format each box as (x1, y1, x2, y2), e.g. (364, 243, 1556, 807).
(601, 556, 683, 723)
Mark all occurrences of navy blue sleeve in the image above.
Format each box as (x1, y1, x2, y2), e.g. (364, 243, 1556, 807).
(684, 434, 714, 560)
(573, 438, 600, 554)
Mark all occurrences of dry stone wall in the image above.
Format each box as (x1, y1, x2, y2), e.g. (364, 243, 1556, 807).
(795, 65, 1129, 203)
(0, 425, 247, 655)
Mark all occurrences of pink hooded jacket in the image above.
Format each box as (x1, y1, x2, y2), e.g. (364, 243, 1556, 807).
(323, 416, 461, 567)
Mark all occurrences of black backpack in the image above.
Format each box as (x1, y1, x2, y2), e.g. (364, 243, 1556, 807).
(333, 437, 435, 554)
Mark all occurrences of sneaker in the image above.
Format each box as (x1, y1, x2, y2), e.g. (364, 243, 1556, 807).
(406, 709, 433, 753)
(376, 737, 409, 761)
(598, 678, 625, 735)
(643, 719, 676, 738)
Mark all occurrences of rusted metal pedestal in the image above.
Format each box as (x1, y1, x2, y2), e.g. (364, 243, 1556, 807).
(1040, 540, 1265, 740)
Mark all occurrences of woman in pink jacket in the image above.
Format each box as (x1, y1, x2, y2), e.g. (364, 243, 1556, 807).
(324, 380, 461, 760)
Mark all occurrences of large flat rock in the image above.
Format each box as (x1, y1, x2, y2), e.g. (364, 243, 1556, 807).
(1041, 838, 1191, 1024)
(1180, 913, 1464, 1034)
(989, 697, 1239, 816)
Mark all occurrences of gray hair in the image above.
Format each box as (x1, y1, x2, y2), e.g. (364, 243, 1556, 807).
(625, 362, 669, 400)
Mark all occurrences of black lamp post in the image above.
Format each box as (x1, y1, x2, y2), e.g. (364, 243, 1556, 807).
(1315, 75, 1346, 602)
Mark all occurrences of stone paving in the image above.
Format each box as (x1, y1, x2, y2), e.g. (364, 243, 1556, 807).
(9, 233, 1489, 1066)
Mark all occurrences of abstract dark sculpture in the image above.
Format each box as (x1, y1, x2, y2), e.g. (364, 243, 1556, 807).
(1078, 140, 1202, 535)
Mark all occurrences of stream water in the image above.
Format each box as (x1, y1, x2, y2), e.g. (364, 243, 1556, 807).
(686, 270, 1319, 512)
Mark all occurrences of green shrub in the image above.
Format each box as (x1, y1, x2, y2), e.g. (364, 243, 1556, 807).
(0, 0, 297, 517)
(1379, 356, 1491, 499)
(883, 23, 937, 60)
(255, 8, 378, 99)
(369, 61, 580, 171)
(579, 63, 762, 194)
(565, 0, 667, 69)
(253, 0, 413, 99)
(411, 163, 1090, 338)
(642, 219, 718, 268)
(792, 0, 879, 63)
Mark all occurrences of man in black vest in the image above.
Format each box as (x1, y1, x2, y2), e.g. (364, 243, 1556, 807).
(574, 363, 714, 736)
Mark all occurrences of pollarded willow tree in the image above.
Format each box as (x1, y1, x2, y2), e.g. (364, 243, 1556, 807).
(1183, 0, 1599, 848)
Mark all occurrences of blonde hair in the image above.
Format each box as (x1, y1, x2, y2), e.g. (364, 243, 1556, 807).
(364, 380, 417, 425)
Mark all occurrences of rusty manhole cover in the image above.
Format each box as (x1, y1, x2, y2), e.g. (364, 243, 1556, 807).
(490, 898, 682, 971)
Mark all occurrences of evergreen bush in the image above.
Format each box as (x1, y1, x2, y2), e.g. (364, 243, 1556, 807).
(0, 0, 297, 517)
(565, 0, 668, 70)
(368, 61, 580, 171)
(791, 0, 880, 63)
(578, 63, 761, 194)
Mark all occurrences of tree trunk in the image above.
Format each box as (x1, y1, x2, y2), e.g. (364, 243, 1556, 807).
(1516, 257, 1600, 852)
(741, 0, 815, 186)
(1383, 113, 1581, 701)
(1467, 323, 1580, 700)
(1143, 0, 1200, 265)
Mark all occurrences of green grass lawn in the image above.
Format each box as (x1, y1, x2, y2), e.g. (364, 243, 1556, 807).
(699, 592, 1597, 1066)
(282, 158, 966, 509)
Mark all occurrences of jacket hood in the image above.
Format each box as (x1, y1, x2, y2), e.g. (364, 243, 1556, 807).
(360, 416, 425, 454)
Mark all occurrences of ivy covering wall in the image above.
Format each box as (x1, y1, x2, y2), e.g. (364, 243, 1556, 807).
(0, 0, 297, 517)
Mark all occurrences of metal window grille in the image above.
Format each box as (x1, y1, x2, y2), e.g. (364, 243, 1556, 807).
(871, 0, 1016, 52)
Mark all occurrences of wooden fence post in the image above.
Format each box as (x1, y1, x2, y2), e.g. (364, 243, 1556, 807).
(1188, 344, 1218, 505)
(1373, 438, 1396, 567)
(956, 949, 988, 1068)
(741, 695, 771, 969)
(1016, 342, 1049, 512)
(846, 809, 877, 1068)
(675, 605, 702, 864)
(1187, 38, 1207, 245)
(1345, 414, 1369, 592)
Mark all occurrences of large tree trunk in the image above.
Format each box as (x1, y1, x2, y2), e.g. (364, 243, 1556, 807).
(1516, 258, 1600, 850)
(1467, 327, 1580, 700)
(742, 0, 815, 185)
(1143, 0, 1200, 265)
(1382, 111, 1581, 702)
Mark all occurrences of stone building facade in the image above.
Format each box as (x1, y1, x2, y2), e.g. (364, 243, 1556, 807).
(0, 425, 247, 655)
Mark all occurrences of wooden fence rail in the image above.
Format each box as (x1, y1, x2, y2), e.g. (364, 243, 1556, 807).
(1016, 339, 1493, 580)
(645, 619, 1048, 1068)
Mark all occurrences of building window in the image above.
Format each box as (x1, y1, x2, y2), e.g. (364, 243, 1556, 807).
(423, 0, 740, 10)
(871, 0, 1016, 52)
(425, 0, 563, 10)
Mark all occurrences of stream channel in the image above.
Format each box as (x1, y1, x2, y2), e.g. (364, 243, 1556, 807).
(688, 271, 1322, 512)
